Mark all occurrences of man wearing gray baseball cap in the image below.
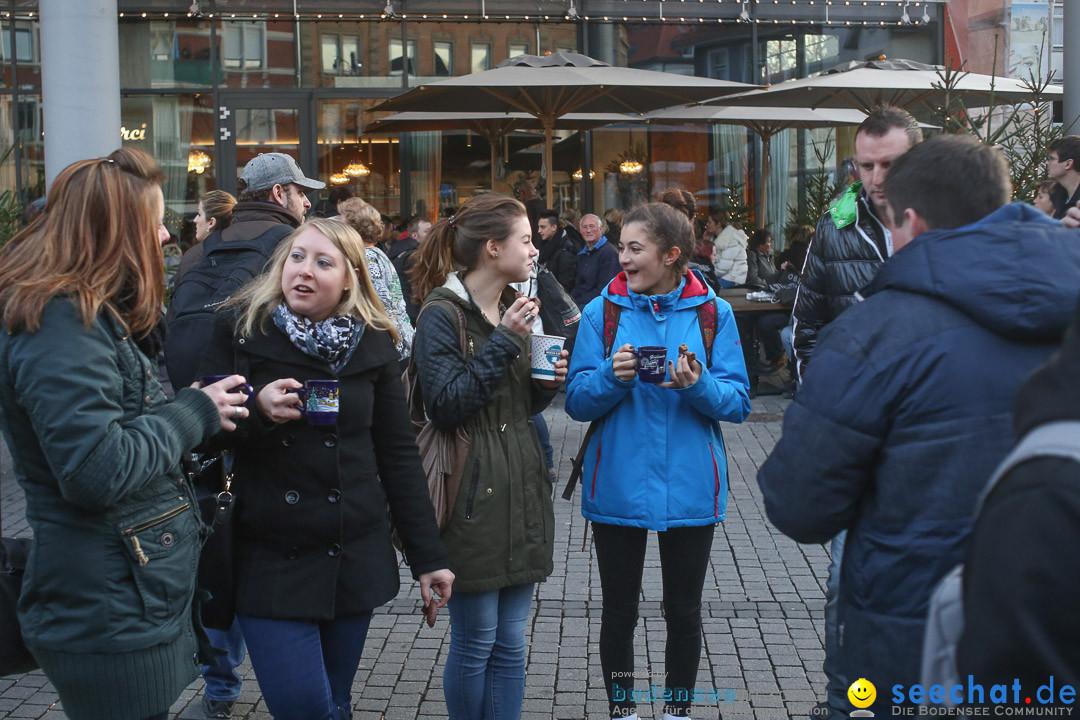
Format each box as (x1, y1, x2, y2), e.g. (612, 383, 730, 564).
(237, 152, 325, 223)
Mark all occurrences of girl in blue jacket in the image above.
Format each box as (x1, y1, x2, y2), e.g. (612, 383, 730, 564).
(566, 202, 750, 720)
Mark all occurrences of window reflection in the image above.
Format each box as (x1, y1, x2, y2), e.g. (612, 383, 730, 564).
(316, 98, 400, 217)
(218, 19, 296, 88)
(120, 19, 215, 89)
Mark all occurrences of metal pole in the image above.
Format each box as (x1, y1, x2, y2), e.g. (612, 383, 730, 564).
(41, 0, 121, 190)
(1064, 0, 1080, 129)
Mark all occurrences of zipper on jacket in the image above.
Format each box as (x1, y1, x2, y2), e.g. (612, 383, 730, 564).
(589, 439, 602, 500)
(709, 442, 721, 518)
(465, 459, 482, 519)
(122, 503, 188, 566)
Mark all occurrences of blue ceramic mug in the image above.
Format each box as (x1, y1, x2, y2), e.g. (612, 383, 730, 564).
(200, 375, 254, 404)
(289, 379, 340, 426)
(634, 346, 668, 384)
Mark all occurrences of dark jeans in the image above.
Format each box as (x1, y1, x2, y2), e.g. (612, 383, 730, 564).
(235, 612, 372, 720)
(531, 413, 554, 470)
(592, 522, 715, 718)
(756, 311, 790, 363)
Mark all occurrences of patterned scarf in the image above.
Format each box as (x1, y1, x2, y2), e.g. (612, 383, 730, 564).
(272, 303, 364, 374)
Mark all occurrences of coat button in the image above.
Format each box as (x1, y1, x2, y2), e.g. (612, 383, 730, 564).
(281, 433, 295, 448)
(323, 434, 337, 448)
(327, 543, 342, 557)
(285, 490, 300, 504)
(238, 338, 246, 345)
(486, 488, 493, 494)
(144, 395, 153, 405)
(286, 547, 298, 560)
(327, 489, 341, 503)
(160, 532, 175, 547)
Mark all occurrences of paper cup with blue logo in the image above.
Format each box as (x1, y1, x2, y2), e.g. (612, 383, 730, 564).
(530, 333, 564, 380)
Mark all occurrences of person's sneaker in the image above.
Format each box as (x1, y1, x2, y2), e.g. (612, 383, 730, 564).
(203, 696, 236, 719)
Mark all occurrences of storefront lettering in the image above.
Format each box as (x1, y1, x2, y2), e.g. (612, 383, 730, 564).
(121, 123, 147, 142)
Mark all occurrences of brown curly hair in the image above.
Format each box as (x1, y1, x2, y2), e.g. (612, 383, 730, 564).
(338, 197, 385, 246)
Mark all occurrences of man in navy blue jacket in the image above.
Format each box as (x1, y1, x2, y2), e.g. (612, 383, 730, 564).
(757, 135, 1080, 714)
(571, 213, 622, 309)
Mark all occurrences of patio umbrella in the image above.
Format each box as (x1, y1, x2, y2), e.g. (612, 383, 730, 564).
(645, 105, 873, 225)
(712, 58, 1062, 114)
(364, 111, 637, 192)
(373, 52, 756, 203)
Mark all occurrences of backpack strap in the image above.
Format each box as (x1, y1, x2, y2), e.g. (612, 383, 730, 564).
(975, 420, 1080, 515)
(695, 298, 718, 368)
(601, 298, 621, 359)
(405, 300, 467, 424)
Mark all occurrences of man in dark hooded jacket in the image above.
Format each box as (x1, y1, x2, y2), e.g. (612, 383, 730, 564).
(956, 297, 1080, 689)
(758, 135, 1080, 714)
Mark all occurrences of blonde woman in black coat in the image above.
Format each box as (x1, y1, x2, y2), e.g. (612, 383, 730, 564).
(199, 217, 453, 720)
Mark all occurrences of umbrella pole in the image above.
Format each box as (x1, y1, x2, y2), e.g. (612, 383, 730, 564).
(490, 139, 499, 192)
(760, 133, 771, 230)
(543, 117, 555, 209)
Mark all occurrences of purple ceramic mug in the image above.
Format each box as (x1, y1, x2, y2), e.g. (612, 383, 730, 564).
(633, 346, 668, 384)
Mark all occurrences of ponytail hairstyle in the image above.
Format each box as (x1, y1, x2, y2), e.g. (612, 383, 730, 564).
(623, 202, 695, 275)
(409, 193, 527, 305)
(659, 187, 696, 222)
(200, 190, 237, 231)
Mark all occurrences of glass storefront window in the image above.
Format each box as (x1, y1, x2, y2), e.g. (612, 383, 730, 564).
(316, 98, 401, 217)
(470, 43, 490, 73)
(120, 94, 217, 221)
(14, 93, 43, 203)
(0, 22, 41, 89)
(434, 41, 453, 76)
(302, 22, 402, 89)
(218, 19, 297, 88)
(389, 38, 418, 76)
(120, 19, 215, 89)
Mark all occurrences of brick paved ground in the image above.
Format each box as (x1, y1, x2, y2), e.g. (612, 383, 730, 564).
(1, 386, 831, 720)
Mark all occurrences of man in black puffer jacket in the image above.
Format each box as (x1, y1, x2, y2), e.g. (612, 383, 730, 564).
(788, 106, 920, 720)
(792, 106, 921, 380)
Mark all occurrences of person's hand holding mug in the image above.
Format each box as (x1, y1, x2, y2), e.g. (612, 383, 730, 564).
(611, 343, 637, 382)
(500, 295, 539, 340)
(255, 378, 305, 423)
(194, 374, 251, 432)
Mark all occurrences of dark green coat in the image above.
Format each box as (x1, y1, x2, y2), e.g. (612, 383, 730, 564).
(412, 274, 556, 593)
(0, 298, 220, 720)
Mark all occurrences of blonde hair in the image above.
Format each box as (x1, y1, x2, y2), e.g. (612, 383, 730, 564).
(338, 197, 384, 245)
(227, 217, 399, 343)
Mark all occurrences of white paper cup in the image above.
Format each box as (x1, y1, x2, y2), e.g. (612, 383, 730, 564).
(530, 333, 564, 380)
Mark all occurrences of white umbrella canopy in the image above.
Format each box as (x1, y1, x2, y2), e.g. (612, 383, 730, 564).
(712, 58, 1062, 114)
(374, 53, 757, 202)
(644, 105, 873, 223)
(364, 111, 638, 190)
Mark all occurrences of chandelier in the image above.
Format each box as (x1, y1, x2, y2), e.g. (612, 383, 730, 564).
(187, 150, 211, 174)
(572, 169, 595, 181)
(329, 172, 350, 185)
(619, 159, 644, 175)
(344, 162, 370, 178)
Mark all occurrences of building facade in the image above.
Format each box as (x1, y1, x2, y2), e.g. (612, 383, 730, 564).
(9, 0, 1058, 238)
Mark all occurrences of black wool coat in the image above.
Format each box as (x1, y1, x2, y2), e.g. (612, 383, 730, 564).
(199, 312, 448, 620)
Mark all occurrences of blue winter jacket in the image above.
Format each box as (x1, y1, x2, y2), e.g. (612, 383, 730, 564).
(757, 203, 1080, 706)
(565, 270, 751, 531)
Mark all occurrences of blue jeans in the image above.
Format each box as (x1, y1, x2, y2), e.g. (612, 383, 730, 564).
(235, 612, 372, 720)
(201, 622, 246, 702)
(780, 324, 794, 362)
(531, 414, 554, 470)
(824, 531, 848, 715)
(444, 583, 535, 720)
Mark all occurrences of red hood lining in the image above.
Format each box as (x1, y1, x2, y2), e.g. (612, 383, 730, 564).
(606, 270, 709, 300)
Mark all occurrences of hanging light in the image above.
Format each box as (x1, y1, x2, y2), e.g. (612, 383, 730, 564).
(572, 169, 595, 181)
(187, 150, 211, 174)
(344, 162, 370, 178)
(619, 159, 644, 175)
(329, 172, 350, 185)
